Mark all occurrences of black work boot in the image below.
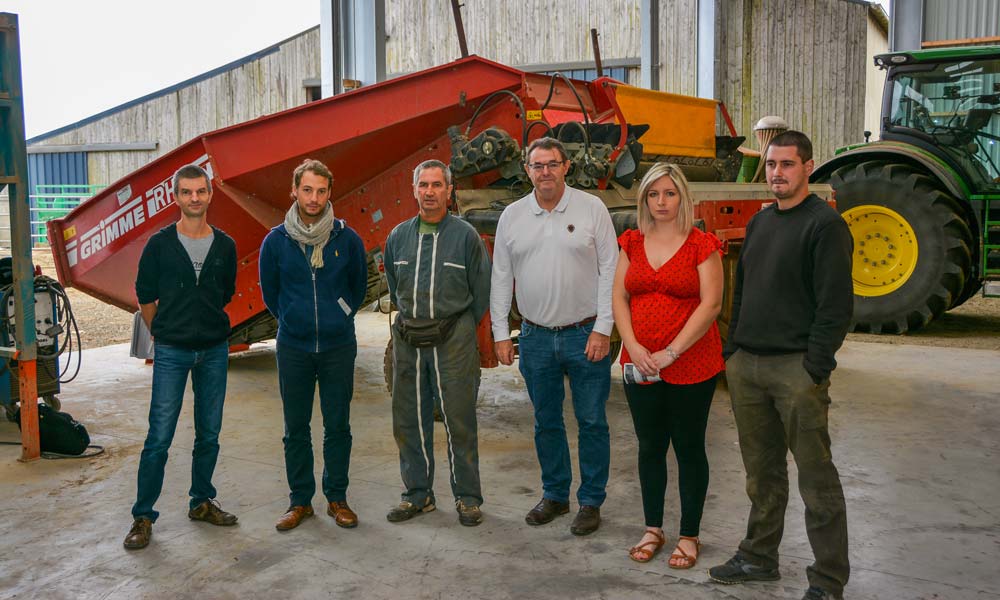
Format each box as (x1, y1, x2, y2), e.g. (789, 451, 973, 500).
(524, 498, 570, 525)
(570, 505, 601, 535)
(802, 586, 843, 600)
(709, 552, 781, 584)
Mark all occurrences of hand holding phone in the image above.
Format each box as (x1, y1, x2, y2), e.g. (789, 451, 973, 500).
(623, 362, 662, 385)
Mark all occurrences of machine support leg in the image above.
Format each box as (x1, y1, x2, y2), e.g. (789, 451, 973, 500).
(18, 359, 39, 462)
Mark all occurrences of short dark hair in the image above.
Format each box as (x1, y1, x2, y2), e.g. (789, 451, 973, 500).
(525, 137, 569, 163)
(413, 159, 452, 186)
(172, 164, 211, 194)
(767, 130, 813, 163)
(292, 158, 334, 189)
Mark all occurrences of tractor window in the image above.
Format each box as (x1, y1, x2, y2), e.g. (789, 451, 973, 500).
(889, 59, 1000, 188)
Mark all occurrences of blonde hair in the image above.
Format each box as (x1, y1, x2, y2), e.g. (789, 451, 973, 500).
(635, 163, 694, 235)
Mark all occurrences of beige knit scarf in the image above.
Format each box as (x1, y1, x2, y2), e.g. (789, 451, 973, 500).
(284, 202, 334, 269)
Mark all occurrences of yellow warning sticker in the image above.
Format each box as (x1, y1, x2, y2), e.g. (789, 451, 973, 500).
(526, 110, 543, 121)
(63, 226, 76, 241)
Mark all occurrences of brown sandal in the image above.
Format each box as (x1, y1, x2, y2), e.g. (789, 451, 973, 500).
(628, 529, 666, 563)
(668, 535, 701, 569)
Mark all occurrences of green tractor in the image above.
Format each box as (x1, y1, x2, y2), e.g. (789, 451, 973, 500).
(813, 45, 1000, 333)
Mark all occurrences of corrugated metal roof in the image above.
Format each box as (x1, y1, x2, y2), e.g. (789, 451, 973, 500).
(924, 0, 1000, 43)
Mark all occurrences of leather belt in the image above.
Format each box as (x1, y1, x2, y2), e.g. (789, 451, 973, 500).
(522, 316, 597, 332)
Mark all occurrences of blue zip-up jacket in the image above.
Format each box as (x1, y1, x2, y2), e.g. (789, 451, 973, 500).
(258, 219, 368, 353)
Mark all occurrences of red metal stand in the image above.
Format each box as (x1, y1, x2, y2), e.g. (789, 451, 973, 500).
(18, 359, 39, 461)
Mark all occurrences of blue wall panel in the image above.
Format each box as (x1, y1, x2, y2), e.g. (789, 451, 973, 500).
(27, 152, 87, 191)
(541, 67, 628, 82)
(26, 152, 88, 243)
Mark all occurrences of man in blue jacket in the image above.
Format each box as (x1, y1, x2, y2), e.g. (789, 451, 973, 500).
(125, 164, 238, 550)
(259, 159, 368, 532)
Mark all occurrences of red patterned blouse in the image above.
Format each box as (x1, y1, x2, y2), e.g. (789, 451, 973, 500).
(618, 227, 726, 385)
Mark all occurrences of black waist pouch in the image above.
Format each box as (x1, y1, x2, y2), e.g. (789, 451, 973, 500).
(397, 314, 461, 347)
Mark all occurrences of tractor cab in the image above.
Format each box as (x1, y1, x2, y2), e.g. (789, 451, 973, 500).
(879, 49, 1000, 192)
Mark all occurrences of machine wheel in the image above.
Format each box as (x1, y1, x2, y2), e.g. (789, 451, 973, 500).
(824, 161, 974, 333)
(384, 339, 394, 394)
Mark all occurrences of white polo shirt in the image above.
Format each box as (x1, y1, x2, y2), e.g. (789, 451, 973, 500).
(490, 185, 618, 341)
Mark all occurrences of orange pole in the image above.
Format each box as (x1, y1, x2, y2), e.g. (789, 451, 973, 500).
(18, 359, 39, 461)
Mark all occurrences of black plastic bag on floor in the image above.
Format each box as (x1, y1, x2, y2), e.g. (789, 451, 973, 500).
(14, 403, 90, 455)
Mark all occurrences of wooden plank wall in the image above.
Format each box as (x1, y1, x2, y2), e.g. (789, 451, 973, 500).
(32, 29, 320, 186)
(716, 0, 868, 162)
(385, 0, 640, 75)
(659, 0, 699, 96)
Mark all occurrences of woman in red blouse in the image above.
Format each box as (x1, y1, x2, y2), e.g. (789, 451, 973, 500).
(612, 163, 725, 568)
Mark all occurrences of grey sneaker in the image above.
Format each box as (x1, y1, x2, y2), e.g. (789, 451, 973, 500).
(456, 501, 483, 527)
(708, 553, 781, 584)
(802, 586, 843, 600)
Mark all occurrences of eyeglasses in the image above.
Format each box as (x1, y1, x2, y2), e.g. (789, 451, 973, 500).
(526, 161, 565, 172)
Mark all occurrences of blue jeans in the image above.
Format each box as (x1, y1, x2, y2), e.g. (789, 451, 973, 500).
(517, 321, 611, 506)
(132, 341, 229, 521)
(276, 341, 356, 507)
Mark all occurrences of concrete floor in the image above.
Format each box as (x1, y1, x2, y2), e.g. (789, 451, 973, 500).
(1, 311, 998, 600)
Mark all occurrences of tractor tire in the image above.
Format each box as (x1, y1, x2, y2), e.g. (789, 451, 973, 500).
(823, 161, 974, 333)
(951, 275, 983, 309)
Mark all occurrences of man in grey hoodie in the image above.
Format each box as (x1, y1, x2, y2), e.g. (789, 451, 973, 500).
(383, 159, 491, 526)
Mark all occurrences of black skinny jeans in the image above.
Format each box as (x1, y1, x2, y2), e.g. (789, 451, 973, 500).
(624, 376, 717, 535)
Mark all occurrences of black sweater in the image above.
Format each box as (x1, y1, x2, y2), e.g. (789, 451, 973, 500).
(135, 224, 237, 349)
(724, 194, 853, 382)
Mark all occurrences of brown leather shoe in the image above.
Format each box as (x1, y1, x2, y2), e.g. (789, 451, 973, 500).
(327, 501, 358, 528)
(524, 498, 570, 526)
(188, 499, 238, 526)
(123, 517, 152, 550)
(570, 505, 601, 536)
(275, 505, 314, 531)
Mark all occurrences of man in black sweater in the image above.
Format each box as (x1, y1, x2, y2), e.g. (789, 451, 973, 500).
(709, 131, 853, 600)
(124, 164, 239, 550)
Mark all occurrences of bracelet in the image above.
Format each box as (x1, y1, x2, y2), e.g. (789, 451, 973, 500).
(664, 346, 680, 361)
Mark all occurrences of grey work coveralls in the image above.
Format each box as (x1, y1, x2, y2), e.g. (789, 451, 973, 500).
(383, 213, 491, 508)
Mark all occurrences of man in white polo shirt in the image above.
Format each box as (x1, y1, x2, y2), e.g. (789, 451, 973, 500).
(490, 137, 618, 536)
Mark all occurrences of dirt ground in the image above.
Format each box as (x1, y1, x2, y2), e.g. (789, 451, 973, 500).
(27, 249, 1000, 351)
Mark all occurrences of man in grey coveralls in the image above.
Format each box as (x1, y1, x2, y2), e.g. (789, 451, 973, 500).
(383, 159, 492, 526)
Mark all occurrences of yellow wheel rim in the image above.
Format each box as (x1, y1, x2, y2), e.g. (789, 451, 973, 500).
(841, 205, 918, 297)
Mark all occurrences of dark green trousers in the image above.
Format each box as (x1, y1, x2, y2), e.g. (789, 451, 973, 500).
(727, 349, 849, 595)
(391, 312, 482, 508)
